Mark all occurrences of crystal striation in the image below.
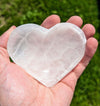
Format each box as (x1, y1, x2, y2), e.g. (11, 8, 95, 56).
(7, 23, 86, 87)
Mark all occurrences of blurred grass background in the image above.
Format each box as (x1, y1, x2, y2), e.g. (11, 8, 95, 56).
(0, 0, 100, 106)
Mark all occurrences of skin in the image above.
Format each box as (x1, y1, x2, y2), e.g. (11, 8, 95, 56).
(0, 15, 98, 106)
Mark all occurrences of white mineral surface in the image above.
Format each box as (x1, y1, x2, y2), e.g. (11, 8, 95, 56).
(7, 23, 86, 87)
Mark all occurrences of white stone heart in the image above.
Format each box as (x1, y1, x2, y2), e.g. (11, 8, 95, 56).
(7, 23, 86, 87)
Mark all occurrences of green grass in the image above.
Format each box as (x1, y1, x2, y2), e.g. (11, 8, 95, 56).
(0, 0, 100, 105)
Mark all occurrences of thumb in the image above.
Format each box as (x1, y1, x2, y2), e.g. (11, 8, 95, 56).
(0, 26, 16, 48)
(0, 47, 10, 73)
(0, 26, 15, 73)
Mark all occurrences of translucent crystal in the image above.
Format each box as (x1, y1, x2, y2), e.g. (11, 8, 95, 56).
(7, 23, 86, 87)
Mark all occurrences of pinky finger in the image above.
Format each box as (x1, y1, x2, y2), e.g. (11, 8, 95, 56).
(74, 37, 98, 79)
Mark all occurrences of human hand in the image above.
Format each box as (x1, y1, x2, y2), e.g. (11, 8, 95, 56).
(0, 15, 98, 106)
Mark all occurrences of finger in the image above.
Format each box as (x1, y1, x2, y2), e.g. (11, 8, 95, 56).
(61, 71, 78, 91)
(74, 37, 98, 79)
(41, 14, 61, 29)
(0, 26, 16, 48)
(82, 24, 95, 39)
(67, 16, 83, 27)
(61, 37, 98, 91)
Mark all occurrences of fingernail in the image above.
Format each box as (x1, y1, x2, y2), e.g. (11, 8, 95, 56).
(7, 26, 16, 35)
(9, 25, 16, 30)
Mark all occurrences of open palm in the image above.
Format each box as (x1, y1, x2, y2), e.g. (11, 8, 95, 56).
(0, 15, 98, 106)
